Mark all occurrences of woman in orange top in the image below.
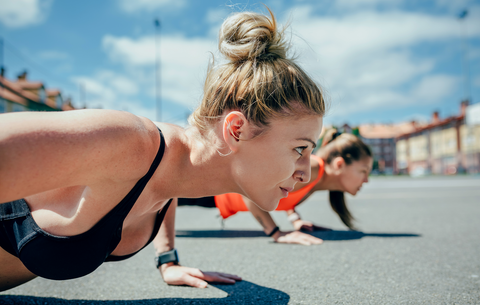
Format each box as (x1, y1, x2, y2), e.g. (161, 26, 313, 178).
(179, 129, 373, 245)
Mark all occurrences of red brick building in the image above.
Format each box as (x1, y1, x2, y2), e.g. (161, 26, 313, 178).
(0, 71, 74, 113)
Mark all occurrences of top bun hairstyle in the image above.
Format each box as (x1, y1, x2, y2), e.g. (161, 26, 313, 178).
(189, 7, 325, 131)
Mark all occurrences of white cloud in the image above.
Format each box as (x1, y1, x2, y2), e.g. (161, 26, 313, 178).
(285, 5, 480, 120)
(433, 0, 476, 14)
(411, 74, 459, 101)
(0, 0, 51, 28)
(103, 35, 156, 66)
(96, 4, 480, 124)
(118, 0, 186, 13)
(72, 71, 142, 114)
(102, 34, 217, 107)
(335, 0, 402, 10)
(205, 7, 228, 24)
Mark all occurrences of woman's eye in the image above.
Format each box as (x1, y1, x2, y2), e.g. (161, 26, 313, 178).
(295, 146, 307, 156)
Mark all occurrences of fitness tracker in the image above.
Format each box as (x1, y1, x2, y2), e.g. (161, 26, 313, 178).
(155, 248, 179, 269)
(267, 226, 280, 237)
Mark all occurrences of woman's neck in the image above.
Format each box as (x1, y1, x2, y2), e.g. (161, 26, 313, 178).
(316, 160, 343, 192)
(153, 124, 241, 200)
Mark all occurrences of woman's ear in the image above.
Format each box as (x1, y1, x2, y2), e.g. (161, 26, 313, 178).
(222, 111, 247, 153)
(332, 157, 345, 173)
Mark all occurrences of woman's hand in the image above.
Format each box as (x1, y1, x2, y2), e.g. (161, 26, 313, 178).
(274, 230, 323, 246)
(160, 263, 242, 288)
(292, 219, 332, 232)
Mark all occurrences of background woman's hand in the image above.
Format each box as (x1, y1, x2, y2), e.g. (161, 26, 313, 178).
(160, 263, 242, 288)
(292, 219, 332, 232)
(274, 230, 323, 246)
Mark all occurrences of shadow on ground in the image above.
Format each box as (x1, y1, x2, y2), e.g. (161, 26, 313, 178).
(0, 281, 289, 305)
(176, 229, 420, 240)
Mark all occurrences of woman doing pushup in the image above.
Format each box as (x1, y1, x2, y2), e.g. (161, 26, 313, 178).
(0, 8, 325, 291)
(179, 129, 373, 245)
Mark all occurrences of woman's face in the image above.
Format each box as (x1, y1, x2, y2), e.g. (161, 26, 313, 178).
(232, 115, 323, 211)
(339, 157, 373, 195)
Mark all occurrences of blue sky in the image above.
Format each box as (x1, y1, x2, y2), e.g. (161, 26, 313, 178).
(0, 0, 479, 127)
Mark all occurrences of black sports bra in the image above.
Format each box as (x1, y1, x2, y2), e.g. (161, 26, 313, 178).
(0, 127, 169, 280)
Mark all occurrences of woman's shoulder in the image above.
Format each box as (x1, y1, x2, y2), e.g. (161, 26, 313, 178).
(0, 110, 160, 202)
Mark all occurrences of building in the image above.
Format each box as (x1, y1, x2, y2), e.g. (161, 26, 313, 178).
(359, 122, 417, 174)
(395, 101, 477, 175)
(461, 103, 480, 174)
(0, 70, 74, 113)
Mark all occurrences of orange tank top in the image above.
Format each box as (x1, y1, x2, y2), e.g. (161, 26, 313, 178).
(214, 155, 324, 219)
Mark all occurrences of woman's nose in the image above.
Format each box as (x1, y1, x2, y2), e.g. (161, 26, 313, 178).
(294, 156, 311, 183)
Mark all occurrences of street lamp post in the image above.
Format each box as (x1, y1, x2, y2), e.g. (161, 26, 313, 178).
(458, 10, 471, 103)
(154, 18, 161, 122)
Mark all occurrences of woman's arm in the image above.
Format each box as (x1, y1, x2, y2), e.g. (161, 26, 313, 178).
(153, 198, 241, 288)
(0, 110, 155, 203)
(286, 208, 332, 232)
(285, 188, 332, 232)
(242, 196, 323, 245)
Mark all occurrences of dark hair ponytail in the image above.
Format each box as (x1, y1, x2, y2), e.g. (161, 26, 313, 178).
(329, 191, 356, 230)
(319, 128, 371, 231)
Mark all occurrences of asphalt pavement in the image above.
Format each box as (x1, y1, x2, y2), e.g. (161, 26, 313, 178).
(1, 176, 479, 304)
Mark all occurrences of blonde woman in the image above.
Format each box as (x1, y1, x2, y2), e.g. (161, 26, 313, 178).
(178, 129, 373, 245)
(0, 8, 325, 291)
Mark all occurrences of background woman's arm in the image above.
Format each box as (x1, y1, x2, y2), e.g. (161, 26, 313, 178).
(243, 196, 323, 245)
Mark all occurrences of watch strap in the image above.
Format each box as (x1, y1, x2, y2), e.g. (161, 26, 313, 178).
(267, 226, 280, 237)
(155, 249, 179, 268)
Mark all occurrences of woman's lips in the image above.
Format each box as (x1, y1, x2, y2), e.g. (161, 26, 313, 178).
(280, 187, 294, 198)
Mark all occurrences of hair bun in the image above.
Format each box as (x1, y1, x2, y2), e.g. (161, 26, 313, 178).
(219, 10, 286, 62)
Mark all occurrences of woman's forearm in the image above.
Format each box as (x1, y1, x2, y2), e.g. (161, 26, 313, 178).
(153, 198, 178, 255)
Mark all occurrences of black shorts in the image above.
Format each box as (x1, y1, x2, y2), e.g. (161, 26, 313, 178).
(177, 197, 216, 208)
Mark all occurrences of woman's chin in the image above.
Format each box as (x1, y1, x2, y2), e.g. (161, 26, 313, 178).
(255, 198, 280, 212)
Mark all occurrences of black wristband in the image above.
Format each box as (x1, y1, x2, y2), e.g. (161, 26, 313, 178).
(155, 249, 179, 269)
(267, 226, 280, 237)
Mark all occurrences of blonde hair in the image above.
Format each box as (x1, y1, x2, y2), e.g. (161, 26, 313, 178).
(189, 7, 325, 131)
(317, 129, 372, 230)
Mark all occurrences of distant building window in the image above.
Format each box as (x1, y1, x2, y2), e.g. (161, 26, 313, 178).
(39, 89, 46, 103)
(56, 96, 63, 109)
(0, 99, 5, 113)
(12, 103, 26, 112)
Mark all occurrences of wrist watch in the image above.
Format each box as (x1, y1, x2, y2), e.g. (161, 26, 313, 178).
(155, 249, 179, 269)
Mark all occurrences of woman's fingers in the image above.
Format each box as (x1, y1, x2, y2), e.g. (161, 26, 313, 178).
(183, 267, 241, 284)
(181, 273, 209, 288)
(277, 231, 323, 246)
(216, 272, 242, 281)
(202, 272, 242, 284)
(162, 266, 206, 288)
(307, 235, 323, 245)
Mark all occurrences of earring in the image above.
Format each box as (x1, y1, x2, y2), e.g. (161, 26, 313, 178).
(217, 149, 233, 157)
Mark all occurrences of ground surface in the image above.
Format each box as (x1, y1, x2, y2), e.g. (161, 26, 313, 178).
(1, 176, 479, 304)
